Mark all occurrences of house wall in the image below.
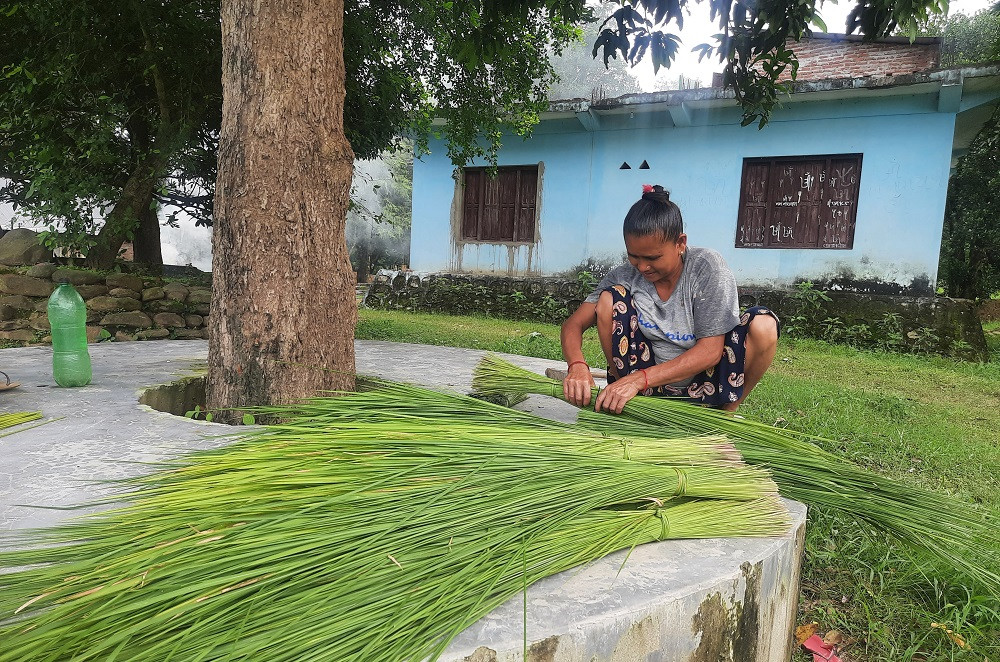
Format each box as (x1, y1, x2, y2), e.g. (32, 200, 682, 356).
(410, 94, 955, 294)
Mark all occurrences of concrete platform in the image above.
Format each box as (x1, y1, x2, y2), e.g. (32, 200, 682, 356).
(0, 340, 805, 662)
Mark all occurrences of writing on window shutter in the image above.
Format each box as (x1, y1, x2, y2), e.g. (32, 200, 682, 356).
(821, 158, 859, 248)
(736, 162, 770, 247)
(735, 154, 861, 250)
(461, 166, 539, 243)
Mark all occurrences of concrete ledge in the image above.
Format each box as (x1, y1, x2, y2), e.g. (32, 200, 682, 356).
(442, 499, 805, 662)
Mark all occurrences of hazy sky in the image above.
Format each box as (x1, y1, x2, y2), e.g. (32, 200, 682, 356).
(632, 0, 996, 90)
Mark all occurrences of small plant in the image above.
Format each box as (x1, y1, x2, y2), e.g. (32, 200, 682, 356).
(843, 322, 872, 346)
(819, 316, 846, 343)
(183, 405, 214, 422)
(793, 280, 833, 309)
(907, 326, 942, 355)
(949, 339, 973, 356)
(783, 281, 833, 338)
(575, 269, 598, 294)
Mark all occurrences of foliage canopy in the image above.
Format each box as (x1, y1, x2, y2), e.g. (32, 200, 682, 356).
(0, 0, 964, 263)
(926, 8, 1000, 299)
(941, 106, 1000, 299)
(0, 0, 221, 263)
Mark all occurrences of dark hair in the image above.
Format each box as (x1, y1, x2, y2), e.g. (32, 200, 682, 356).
(623, 184, 683, 242)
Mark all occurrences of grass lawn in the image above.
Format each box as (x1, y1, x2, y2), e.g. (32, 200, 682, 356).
(358, 308, 1000, 662)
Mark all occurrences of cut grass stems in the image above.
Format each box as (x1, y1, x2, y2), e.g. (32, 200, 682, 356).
(472, 354, 1000, 600)
(0, 384, 787, 661)
(0, 412, 41, 430)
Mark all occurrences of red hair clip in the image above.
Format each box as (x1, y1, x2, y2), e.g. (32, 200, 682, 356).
(642, 184, 653, 193)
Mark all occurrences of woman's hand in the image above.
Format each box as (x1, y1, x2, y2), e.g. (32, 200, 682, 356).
(594, 374, 643, 414)
(562, 363, 596, 407)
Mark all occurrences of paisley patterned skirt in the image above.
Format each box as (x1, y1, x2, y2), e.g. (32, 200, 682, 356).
(602, 285, 779, 407)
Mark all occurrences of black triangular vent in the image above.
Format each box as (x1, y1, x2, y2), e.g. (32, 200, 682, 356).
(619, 161, 631, 169)
(639, 160, 650, 169)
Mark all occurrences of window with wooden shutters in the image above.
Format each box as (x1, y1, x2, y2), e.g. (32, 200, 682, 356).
(461, 166, 538, 243)
(735, 154, 862, 249)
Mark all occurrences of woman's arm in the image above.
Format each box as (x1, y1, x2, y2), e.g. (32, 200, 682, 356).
(594, 334, 724, 414)
(560, 301, 598, 407)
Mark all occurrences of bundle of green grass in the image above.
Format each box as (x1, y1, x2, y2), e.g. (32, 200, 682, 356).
(0, 411, 41, 430)
(472, 354, 1000, 599)
(0, 382, 788, 661)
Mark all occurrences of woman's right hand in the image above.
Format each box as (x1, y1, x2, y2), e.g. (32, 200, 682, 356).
(563, 363, 596, 407)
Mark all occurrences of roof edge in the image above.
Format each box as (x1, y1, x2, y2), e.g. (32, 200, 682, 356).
(546, 63, 1000, 113)
(804, 32, 942, 45)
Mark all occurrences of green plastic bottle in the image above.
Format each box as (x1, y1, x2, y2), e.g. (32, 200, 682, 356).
(47, 282, 92, 387)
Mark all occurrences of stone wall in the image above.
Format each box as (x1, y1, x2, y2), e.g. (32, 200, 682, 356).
(741, 287, 988, 361)
(0, 264, 210, 344)
(362, 270, 594, 324)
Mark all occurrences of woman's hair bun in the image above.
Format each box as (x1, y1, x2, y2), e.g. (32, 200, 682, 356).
(641, 184, 670, 203)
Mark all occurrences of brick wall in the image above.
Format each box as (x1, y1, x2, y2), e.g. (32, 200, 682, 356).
(785, 34, 941, 81)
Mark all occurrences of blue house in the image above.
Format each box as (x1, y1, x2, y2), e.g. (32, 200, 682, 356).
(410, 35, 1000, 296)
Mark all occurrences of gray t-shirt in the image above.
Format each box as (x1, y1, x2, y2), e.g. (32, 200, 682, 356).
(584, 246, 740, 384)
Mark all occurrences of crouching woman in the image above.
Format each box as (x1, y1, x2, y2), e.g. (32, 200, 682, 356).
(561, 185, 780, 413)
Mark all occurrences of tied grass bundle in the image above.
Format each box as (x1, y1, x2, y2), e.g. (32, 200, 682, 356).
(0, 411, 41, 430)
(0, 384, 788, 662)
(472, 354, 1000, 597)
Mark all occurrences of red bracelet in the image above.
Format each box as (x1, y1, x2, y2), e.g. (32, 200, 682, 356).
(567, 360, 589, 370)
(639, 368, 649, 391)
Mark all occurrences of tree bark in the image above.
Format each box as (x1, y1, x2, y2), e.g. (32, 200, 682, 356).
(209, 0, 356, 421)
(87, 156, 163, 270)
(132, 203, 163, 267)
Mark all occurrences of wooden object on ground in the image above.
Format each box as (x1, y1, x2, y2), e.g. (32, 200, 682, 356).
(545, 367, 607, 381)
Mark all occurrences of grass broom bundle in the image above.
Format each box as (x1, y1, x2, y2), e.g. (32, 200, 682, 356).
(0, 387, 787, 662)
(472, 354, 1000, 597)
(0, 411, 41, 430)
(263, 384, 744, 467)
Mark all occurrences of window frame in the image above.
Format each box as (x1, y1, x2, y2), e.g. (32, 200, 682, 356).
(459, 165, 540, 244)
(735, 153, 863, 250)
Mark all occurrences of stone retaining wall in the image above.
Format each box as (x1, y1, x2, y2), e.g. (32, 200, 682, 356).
(740, 287, 988, 361)
(0, 264, 210, 344)
(5, 262, 986, 360)
(364, 270, 989, 360)
(362, 270, 594, 324)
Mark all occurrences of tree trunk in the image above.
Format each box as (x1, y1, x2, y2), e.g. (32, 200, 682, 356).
(132, 203, 163, 268)
(209, 0, 356, 422)
(87, 157, 163, 270)
(355, 241, 370, 283)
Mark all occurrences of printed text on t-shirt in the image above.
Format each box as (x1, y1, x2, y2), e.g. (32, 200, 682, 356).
(638, 312, 695, 342)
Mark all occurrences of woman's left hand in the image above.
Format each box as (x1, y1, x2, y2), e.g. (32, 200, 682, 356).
(594, 375, 643, 414)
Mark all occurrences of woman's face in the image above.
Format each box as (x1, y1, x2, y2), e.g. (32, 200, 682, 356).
(624, 232, 688, 284)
